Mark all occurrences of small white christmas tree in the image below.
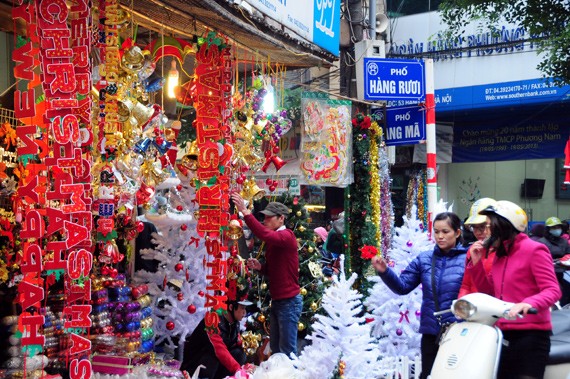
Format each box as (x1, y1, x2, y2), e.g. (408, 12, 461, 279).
(293, 256, 382, 379)
(365, 205, 434, 359)
(133, 179, 208, 360)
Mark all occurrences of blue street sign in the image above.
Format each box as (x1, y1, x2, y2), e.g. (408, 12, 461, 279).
(385, 106, 426, 146)
(364, 58, 426, 101)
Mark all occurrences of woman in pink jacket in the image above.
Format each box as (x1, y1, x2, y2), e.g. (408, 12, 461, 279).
(467, 200, 561, 379)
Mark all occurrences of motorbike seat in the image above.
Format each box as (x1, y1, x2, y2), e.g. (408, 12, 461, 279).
(548, 308, 570, 364)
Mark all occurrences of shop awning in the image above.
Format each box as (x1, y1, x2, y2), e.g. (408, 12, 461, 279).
(0, 1, 335, 67)
(119, 0, 337, 68)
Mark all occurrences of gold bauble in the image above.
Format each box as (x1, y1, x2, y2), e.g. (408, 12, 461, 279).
(261, 283, 267, 290)
(300, 288, 307, 296)
(310, 302, 318, 311)
(298, 225, 306, 233)
(308, 246, 314, 253)
(257, 314, 266, 323)
(296, 211, 302, 217)
(143, 203, 152, 210)
(297, 322, 305, 331)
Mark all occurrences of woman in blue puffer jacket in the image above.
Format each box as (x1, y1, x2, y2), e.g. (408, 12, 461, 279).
(372, 212, 468, 379)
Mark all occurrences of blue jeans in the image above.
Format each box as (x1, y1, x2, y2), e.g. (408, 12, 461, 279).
(270, 294, 302, 356)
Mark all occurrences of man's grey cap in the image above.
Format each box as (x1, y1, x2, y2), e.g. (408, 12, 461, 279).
(259, 202, 291, 216)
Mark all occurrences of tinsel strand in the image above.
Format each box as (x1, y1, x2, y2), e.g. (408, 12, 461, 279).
(369, 121, 382, 251)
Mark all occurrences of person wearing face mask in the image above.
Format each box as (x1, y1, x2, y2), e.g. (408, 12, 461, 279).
(538, 217, 570, 305)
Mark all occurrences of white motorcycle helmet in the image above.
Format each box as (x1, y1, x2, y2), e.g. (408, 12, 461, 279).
(479, 200, 528, 232)
(465, 197, 497, 225)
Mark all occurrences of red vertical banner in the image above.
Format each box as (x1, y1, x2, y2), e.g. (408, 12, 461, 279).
(13, 0, 46, 360)
(12, 0, 94, 377)
(194, 35, 233, 331)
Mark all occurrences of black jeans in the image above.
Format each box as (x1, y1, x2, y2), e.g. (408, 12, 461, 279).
(499, 330, 550, 379)
(420, 334, 439, 379)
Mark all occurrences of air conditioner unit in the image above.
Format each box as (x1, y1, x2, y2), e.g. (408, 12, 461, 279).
(355, 40, 386, 100)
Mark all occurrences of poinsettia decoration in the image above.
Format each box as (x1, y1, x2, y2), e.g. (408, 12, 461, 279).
(352, 114, 371, 129)
(359, 245, 379, 260)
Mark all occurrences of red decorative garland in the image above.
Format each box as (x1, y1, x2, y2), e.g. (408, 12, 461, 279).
(194, 35, 232, 331)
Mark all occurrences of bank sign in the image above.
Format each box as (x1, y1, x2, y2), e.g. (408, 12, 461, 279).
(241, 0, 340, 56)
(363, 58, 425, 101)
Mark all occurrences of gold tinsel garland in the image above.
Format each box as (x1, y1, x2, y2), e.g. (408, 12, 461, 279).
(369, 121, 382, 251)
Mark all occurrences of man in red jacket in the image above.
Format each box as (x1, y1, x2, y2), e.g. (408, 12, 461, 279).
(230, 193, 302, 357)
(180, 297, 251, 379)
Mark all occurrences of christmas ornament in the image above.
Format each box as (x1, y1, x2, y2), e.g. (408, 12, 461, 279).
(166, 321, 175, 330)
(297, 322, 305, 331)
(300, 288, 307, 296)
(187, 305, 196, 314)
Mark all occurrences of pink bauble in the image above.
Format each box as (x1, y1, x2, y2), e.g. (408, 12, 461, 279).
(396, 328, 403, 336)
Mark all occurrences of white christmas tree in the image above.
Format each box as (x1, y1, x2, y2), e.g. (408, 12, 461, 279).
(364, 205, 434, 359)
(293, 256, 383, 379)
(133, 177, 208, 360)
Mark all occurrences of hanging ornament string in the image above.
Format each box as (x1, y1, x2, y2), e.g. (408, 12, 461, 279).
(369, 120, 382, 252)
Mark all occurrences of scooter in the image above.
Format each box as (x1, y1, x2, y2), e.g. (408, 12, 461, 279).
(429, 292, 570, 379)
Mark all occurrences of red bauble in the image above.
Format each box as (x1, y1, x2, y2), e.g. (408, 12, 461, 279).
(136, 221, 145, 232)
(265, 178, 273, 185)
(187, 305, 197, 314)
(198, 291, 205, 297)
(176, 205, 183, 211)
(180, 224, 188, 231)
(272, 146, 280, 154)
(155, 136, 164, 145)
(177, 293, 184, 301)
(269, 185, 276, 192)
(227, 257, 234, 266)
(110, 268, 118, 278)
(236, 176, 245, 185)
(175, 263, 184, 272)
(166, 321, 175, 330)
(272, 180, 278, 187)
(176, 185, 183, 191)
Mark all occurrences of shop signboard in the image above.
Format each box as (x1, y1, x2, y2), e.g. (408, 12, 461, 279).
(452, 113, 570, 162)
(389, 12, 570, 112)
(240, 0, 340, 55)
(255, 176, 301, 196)
(363, 58, 425, 101)
(435, 79, 570, 112)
